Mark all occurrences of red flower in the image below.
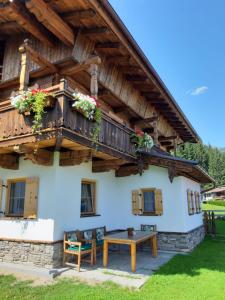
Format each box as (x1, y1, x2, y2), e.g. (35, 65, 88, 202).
(96, 100, 101, 108)
(135, 128, 144, 137)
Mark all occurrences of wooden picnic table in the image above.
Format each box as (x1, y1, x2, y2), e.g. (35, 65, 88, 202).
(103, 230, 158, 272)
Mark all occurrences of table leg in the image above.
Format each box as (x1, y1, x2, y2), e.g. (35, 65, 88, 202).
(151, 235, 158, 257)
(103, 240, 108, 267)
(130, 243, 136, 272)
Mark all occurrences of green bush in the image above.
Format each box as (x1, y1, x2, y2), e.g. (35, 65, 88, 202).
(207, 200, 225, 207)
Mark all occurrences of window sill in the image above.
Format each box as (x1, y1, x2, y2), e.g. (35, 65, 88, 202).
(80, 214, 101, 218)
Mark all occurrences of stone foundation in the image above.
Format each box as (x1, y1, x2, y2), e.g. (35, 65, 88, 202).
(0, 240, 63, 268)
(0, 226, 205, 268)
(157, 225, 205, 252)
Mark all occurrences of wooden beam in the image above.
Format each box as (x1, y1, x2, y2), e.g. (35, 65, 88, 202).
(9, 0, 53, 47)
(82, 27, 110, 35)
(62, 56, 101, 76)
(24, 149, 54, 166)
(61, 9, 96, 22)
(92, 159, 125, 172)
(119, 66, 141, 74)
(126, 75, 148, 82)
(113, 106, 128, 113)
(133, 116, 159, 127)
(0, 21, 22, 33)
(95, 42, 121, 49)
(158, 135, 177, 142)
(59, 150, 92, 166)
(0, 154, 19, 170)
(107, 56, 131, 64)
(141, 91, 161, 98)
(116, 164, 148, 177)
(14, 145, 54, 166)
(26, 0, 74, 46)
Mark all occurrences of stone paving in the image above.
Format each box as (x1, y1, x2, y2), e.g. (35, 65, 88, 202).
(56, 250, 176, 288)
(0, 250, 177, 289)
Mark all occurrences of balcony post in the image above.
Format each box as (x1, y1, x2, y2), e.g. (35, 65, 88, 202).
(18, 40, 30, 91)
(152, 112, 159, 146)
(90, 63, 98, 99)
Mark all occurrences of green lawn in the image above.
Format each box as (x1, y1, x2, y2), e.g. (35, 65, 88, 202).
(202, 203, 225, 215)
(1, 224, 225, 300)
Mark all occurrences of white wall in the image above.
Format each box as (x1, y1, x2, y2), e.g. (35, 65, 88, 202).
(0, 154, 203, 241)
(180, 177, 202, 232)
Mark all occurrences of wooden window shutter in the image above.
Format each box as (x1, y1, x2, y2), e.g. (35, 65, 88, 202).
(24, 177, 39, 219)
(194, 191, 199, 213)
(0, 179, 3, 211)
(132, 190, 142, 215)
(187, 189, 193, 215)
(154, 189, 163, 216)
(191, 191, 195, 214)
(198, 192, 201, 213)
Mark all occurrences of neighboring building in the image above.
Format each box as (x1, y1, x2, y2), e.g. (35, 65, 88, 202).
(0, 0, 214, 268)
(203, 187, 225, 201)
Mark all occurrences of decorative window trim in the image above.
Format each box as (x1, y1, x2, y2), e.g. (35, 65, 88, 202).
(4, 177, 39, 219)
(132, 188, 163, 216)
(6, 178, 27, 217)
(80, 179, 96, 216)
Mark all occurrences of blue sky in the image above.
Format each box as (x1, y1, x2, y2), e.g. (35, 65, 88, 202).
(110, 0, 225, 147)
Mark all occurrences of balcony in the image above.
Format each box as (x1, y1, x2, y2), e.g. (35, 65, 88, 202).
(0, 82, 137, 164)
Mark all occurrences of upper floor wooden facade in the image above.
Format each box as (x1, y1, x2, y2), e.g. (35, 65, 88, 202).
(0, 0, 211, 183)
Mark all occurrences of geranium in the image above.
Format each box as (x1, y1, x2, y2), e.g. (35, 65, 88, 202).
(131, 128, 154, 152)
(72, 92, 102, 145)
(11, 88, 51, 133)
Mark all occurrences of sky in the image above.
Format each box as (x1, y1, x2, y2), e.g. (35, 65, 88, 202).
(109, 0, 225, 148)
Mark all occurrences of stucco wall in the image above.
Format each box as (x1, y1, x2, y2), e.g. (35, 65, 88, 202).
(0, 153, 203, 242)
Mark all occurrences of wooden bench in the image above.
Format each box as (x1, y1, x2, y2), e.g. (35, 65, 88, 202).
(79, 226, 107, 264)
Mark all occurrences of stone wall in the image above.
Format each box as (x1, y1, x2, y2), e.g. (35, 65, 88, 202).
(157, 225, 205, 252)
(0, 240, 63, 268)
(0, 226, 205, 268)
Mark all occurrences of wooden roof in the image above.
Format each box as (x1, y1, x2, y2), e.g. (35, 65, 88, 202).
(0, 0, 200, 143)
(141, 146, 215, 184)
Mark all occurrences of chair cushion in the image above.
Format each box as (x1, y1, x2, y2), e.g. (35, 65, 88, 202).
(141, 225, 157, 232)
(84, 230, 93, 240)
(96, 239, 103, 246)
(67, 232, 78, 242)
(96, 227, 105, 241)
(68, 244, 92, 251)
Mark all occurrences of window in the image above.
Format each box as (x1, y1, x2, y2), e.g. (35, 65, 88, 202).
(187, 189, 201, 215)
(7, 179, 26, 216)
(142, 189, 155, 213)
(81, 180, 96, 216)
(0, 40, 5, 82)
(132, 188, 163, 216)
(5, 177, 39, 219)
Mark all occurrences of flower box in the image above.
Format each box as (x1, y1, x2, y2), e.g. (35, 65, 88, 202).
(11, 89, 55, 133)
(131, 129, 154, 152)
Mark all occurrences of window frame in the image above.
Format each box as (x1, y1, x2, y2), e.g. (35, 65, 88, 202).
(80, 179, 96, 217)
(140, 188, 157, 216)
(6, 178, 27, 217)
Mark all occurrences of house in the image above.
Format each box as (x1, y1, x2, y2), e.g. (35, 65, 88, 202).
(203, 186, 225, 201)
(0, 0, 214, 269)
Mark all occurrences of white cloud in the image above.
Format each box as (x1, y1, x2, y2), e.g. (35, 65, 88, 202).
(187, 86, 208, 96)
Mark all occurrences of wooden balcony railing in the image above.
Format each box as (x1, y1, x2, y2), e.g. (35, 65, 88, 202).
(0, 85, 136, 161)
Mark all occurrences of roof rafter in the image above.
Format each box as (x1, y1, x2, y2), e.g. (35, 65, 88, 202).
(26, 0, 74, 46)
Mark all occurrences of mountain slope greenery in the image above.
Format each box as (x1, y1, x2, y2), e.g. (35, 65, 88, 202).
(176, 143, 225, 188)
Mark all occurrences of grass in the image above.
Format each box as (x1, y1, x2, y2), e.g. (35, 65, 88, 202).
(202, 203, 225, 214)
(1, 222, 225, 300)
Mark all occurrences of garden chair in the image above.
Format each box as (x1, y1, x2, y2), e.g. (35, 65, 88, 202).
(139, 224, 157, 251)
(63, 230, 94, 272)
